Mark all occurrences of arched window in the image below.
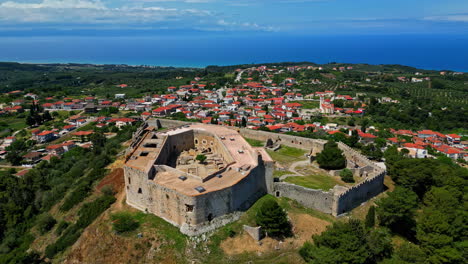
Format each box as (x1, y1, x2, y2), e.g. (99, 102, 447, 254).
(138, 188, 142, 194)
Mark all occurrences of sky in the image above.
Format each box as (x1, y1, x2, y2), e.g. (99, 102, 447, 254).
(0, 0, 468, 36)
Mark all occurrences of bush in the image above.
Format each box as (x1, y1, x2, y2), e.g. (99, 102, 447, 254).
(340, 169, 355, 183)
(45, 195, 116, 258)
(60, 183, 90, 212)
(101, 184, 116, 196)
(76, 195, 116, 228)
(256, 199, 292, 238)
(111, 213, 139, 233)
(195, 154, 207, 163)
(36, 214, 57, 234)
(54, 221, 69, 236)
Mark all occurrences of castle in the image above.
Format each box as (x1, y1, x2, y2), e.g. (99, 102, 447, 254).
(124, 122, 274, 236)
(124, 119, 386, 236)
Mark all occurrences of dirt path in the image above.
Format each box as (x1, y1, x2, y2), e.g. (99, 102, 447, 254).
(279, 159, 311, 180)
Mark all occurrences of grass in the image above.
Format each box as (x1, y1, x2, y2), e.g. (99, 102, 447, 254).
(201, 194, 335, 263)
(266, 145, 307, 166)
(131, 211, 187, 252)
(290, 100, 320, 109)
(284, 173, 339, 191)
(244, 137, 264, 147)
(0, 116, 28, 136)
(273, 170, 293, 178)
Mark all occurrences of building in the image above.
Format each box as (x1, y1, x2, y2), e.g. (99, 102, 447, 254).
(124, 123, 274, 236)
(37, 131, 56, 143)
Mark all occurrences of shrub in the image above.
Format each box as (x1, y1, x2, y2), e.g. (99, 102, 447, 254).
(101, 184, 116, 196)
(45, 195, 116, 258)
(36, 214, 57, 234)
(340, 169, 355, 183)
(195, 154, 207, 163)
(111, 213, 139, 233)
(55, 221, 69, 236)
(76, 195, 116, 228)
(256, 199, 292, 238)
(60, 183, 90, 212)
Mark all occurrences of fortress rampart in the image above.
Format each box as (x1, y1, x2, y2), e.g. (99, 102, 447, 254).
(145, 119, 386, 217)
(125, 121, 274, 235)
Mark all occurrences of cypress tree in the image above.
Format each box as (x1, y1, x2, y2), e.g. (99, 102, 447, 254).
(256, 199, 292, 238)
(365, 205, 376, 228)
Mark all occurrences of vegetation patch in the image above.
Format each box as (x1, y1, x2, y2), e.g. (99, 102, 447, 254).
(244, 137, 265, 147)
(111, 212, 140, 233)
(266, 145, 307, 166)
(284, 174, 338, 191)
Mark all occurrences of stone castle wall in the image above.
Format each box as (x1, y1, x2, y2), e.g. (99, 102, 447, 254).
(273, 182, 335, 214)
(143, 119, 386, 217)
(125, 120, 274, 235)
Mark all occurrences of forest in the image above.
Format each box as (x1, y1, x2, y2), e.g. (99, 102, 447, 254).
(0, 124, 138, 263)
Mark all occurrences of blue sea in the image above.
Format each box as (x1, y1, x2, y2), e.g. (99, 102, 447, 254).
(0, 34, 467, 72)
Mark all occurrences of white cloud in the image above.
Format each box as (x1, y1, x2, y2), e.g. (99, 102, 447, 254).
(0, 0, 273, 32)
(1, 0, 106, 9)
(424, 14, 468, 22)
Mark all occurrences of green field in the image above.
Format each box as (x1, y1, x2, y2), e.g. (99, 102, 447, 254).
(244, 137, 264, 147)
(0, 117, 27, 135)
(290, 100, 320, 109)
(266, 145, 307, 166)
(284, 174, 340, 191)
(273, 170, 293, 178)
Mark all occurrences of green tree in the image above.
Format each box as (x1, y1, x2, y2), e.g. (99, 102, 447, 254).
(196, 154, 207, 164)
(241, 117, 247, 127)
(300, 219, 392, 264)
(376, 187, 418, 236)
(365, 205, 376, 228)
(316, 141, 346, 170)
(339, 168, 354, 183)
(256, 199, 292, 238)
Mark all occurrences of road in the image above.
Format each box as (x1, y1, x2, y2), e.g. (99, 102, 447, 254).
(235, 70, 244, 82)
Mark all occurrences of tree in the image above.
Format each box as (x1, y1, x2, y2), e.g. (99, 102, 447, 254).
(365, 205, 376, 228)
(340, 168, 354, 183)
(195, 154, 207, 164)
(362, 143, 383, 161)
(361, 118, 369, 133)
(316, 141, 346, 170)
(43, 111, 52, 122)
(376, 187, 418, 236)
(256, 199, 292, 238)
(241, 117, 247, 127)
(300, 219, 392, 264)
(26, 114, 36, 126)
(111, 213, 139, 233)
(91, 132, 107, 148)
(381, 242, 426, 264)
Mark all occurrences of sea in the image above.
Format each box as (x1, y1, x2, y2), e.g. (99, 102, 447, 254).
(0, 34, 467, 72)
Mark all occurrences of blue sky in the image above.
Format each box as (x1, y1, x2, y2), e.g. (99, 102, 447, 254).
(0, 0, 468, 36)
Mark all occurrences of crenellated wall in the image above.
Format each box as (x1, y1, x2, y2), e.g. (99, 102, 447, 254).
(140, 119, 387, 218)
(273, 182, 335, 214)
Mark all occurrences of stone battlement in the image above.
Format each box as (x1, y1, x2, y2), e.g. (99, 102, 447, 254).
(142, 119, 386, 218)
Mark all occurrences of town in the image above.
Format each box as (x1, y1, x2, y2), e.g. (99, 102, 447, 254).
(0, 62, 466, 264)
(1, 63, 466, 175)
